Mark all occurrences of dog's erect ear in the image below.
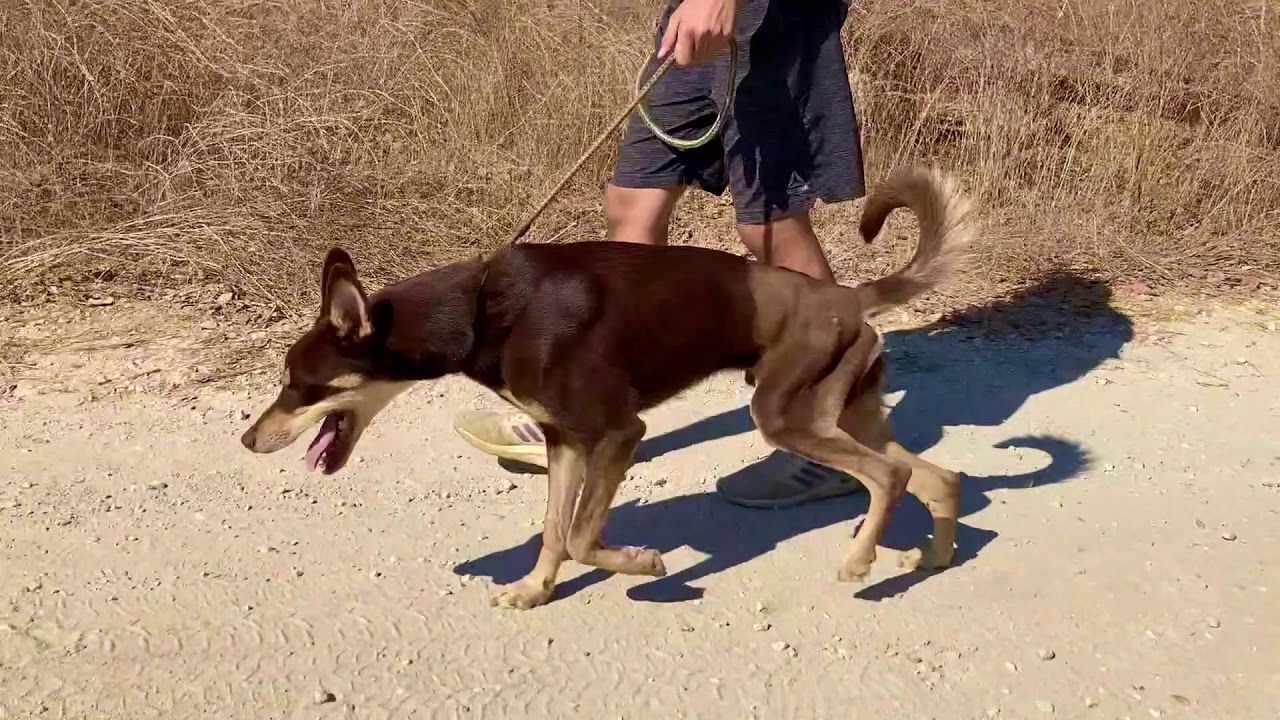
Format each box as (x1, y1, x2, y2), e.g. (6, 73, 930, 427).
(320, 247, 371, 339)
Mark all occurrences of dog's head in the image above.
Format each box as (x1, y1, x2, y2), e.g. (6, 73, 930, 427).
(239, 247, 410, 474)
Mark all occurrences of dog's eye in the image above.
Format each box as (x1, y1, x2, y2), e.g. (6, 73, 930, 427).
(298, 385, 338, 405)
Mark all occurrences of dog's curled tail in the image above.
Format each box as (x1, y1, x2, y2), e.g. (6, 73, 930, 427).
(852, 166, 977, 317)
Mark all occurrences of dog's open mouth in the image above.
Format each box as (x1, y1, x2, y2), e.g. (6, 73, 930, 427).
(305, 411, 355, 474)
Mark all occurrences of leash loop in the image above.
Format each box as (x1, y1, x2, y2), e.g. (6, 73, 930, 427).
(508, 38, 738, 244)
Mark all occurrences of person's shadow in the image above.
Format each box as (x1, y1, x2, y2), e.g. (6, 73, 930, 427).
(457, 273, 1134, 603)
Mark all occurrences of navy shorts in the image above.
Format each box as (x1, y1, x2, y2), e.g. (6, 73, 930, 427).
(611, 0, 867, 224)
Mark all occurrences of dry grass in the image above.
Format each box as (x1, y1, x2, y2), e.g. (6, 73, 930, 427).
(2, 0, 1278, 319)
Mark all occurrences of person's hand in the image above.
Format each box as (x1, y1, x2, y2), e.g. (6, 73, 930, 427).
(658, 0, 736, 66)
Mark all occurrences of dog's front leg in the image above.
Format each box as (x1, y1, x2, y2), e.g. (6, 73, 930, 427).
(564, 419, 666, 577)
(491, 435, 585, 610)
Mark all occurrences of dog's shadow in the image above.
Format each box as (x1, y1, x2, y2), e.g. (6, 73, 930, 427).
(457, 273, 1134, 603)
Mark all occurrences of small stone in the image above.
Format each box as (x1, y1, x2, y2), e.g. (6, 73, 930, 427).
(771, 641, 796, 657)
(1221, 531, 1237, 541)
(986, 706, 1001, 718)
(1148, 709, 1163, 718)
(1205, 616, 1220, 628)
(370, 570, 382, 579)
(1036, 700, 1055, 713)
(146, 481, 168, 491)
(237, 409, 251, 420)
(293, 568, 304, 577)
(753, 622, 771, 632)
(678, 622, 694, 632)
(653, 478, 668, 487)
(755, 602, 767, 614)
(313, 690, 336, 704)
(1084, 697, 1098, 708)
(1038, 648, 1056, 661)
(1005, 661, 1019, 673)
(216, 292, 233, 305)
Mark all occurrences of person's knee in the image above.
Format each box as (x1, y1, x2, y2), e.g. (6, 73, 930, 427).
(736, 213, 834, 282)
(604, 184, 681, 245)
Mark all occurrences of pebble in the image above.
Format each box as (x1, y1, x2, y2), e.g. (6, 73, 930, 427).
(771, 641, 796, 657)
(985, 706, 1001, 718)
(1036, 700, 1055, 713)
(146, 481, 168, 491)
(755, 602, 767, 614)
(1005, 661, 1019, 673)
(679, 622, 694, 632)
(753, 622, 771, 632)
(653, 478, 668, 487)
(313, 690, 336, 705)
(370, 570, 382, 579)
(1205, 616, 1221, 628)
(1148, 709, 1163, 718)
(1221, 531, 1237, 541)
(1084, 697, 1098, 708)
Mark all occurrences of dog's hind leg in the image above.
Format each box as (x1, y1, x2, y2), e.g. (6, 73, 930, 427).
(492, 427, 586, 610)
(839, 385, 961, 571)
(564, 416, 666, 577)
(751, 326, 910, 583)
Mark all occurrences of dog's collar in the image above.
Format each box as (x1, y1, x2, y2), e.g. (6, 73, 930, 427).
(466, 259, 491, 359)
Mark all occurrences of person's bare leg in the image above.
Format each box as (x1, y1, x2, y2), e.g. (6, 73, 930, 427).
(735, 211, 835, 282)
(604, 184, 686, 245)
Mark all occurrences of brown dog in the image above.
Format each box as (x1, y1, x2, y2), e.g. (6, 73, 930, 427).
(240, 165, 977, 609)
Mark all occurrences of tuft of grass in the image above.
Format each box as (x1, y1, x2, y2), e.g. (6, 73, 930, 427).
(2, 0, 1277, 317)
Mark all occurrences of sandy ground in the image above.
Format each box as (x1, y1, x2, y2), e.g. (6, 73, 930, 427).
(3, 289, 1280, 719)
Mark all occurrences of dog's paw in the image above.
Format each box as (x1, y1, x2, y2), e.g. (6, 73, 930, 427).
(837, 545, 876, 583)
(837, 562, 871, 583)
(490, 580, 554, 610)
(898, 542, 953, 572)
(623, 546, 667, 577)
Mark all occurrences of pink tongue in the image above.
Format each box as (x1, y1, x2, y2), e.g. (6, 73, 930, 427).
(305, 415, 339, 471)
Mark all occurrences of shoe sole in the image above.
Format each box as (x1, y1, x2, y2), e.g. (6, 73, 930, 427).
(455, 427, 549, 468)
(717, 478, 866, 509)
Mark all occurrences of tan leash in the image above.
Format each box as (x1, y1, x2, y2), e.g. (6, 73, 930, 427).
(507, 38, 738, 244)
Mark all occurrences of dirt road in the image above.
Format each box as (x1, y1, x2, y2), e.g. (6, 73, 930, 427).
(3, 295, 1279, 719)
